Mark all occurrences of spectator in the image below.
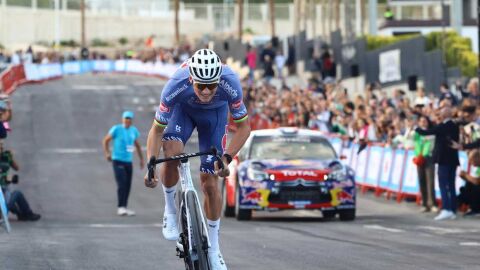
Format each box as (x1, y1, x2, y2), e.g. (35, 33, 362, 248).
(466, 78, 480, 105)
(384, 6, 394, 21)
(439, 82, 458, 106)
(414, 87, 431, 107)
(0, 141, 41, 221)
(413, 115, 437, 212)
(102, 111, 144, 216)
(0, 98, 12, 139)
(416, 106, 460, 221)
(286, 42, 296, 75)
(274, 49, 286, 79)
(458, 149, 480, 216)
(11, 50, 22, 65)
(245, 45, 257, 84)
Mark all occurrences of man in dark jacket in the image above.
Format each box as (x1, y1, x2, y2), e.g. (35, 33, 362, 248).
(416, 106, 459, 220)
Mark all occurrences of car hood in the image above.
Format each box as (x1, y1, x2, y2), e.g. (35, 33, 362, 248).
(241, 159, 336, 181)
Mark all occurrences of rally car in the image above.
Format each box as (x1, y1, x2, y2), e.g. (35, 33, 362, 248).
(223, 128, 356, 221)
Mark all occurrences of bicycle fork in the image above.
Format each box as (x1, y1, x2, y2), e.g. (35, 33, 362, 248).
(177, 161, 211, 256)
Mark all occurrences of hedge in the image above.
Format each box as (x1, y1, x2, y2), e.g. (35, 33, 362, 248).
(365, 31, 478, 77)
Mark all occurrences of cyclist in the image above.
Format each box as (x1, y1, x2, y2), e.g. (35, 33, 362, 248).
(144, 49, 251, 270)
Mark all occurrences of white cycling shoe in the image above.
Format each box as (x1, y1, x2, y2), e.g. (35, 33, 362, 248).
(208, 250, 227, 270)
(162, 213, 179, 241)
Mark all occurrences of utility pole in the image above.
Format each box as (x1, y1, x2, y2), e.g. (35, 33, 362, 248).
(368, 0, 377, 35)
(269, 0, 275, 38)
(80, 0, 86, 47)
(55, 0, 60, 48)
(477, 0, 480, 85)
(238, 0, 243, 40)
(174, 0, 179, 45)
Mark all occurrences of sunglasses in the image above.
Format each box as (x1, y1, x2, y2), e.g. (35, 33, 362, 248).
(195, 82, 218, 91)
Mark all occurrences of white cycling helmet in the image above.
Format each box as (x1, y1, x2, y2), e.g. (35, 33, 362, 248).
(188, 49, 223, 84)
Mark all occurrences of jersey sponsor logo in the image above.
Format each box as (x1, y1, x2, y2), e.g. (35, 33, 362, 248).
(165, 83, 189, 102)
(231, 100, 243, 110)
(218, 79, 238, 98)
(159, 102, 170, 113)
(175, 125, 181, 133)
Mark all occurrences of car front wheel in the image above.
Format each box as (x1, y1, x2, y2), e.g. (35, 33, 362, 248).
(338, 209, 356, 221)
(235, 182, 252, 221)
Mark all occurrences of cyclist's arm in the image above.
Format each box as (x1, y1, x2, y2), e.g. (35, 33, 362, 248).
(146, 121, 165, 159)
(224, 118, 250, 158)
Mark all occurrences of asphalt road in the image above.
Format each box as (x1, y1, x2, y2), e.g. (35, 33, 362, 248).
(1, 74, 480, 270)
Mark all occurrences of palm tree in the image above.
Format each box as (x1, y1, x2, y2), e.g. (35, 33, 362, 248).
(268, 0, 275, 38)
(174, 0, 180, 45)
(238, 0, 243, 40)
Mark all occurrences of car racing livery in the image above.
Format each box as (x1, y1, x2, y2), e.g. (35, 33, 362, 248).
(223, 128, 356, 221)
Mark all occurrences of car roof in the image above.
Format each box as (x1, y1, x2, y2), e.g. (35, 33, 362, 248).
(250, 128, 330, 139)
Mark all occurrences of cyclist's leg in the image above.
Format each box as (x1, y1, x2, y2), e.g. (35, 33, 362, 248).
(161, 104, 195, 214)
(194, 105, 228, 255)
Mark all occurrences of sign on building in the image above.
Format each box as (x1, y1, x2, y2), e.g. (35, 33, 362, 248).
(379, 49, 401, 83)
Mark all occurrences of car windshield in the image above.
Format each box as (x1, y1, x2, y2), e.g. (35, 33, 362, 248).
(249, 136, 337, 160)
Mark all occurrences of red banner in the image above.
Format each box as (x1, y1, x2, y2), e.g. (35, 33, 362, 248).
(1, 65, 26, 95)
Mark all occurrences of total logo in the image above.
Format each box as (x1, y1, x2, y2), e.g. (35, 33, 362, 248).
(280, 170, 318, 177)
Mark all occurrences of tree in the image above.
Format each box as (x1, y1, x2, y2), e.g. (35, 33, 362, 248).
(238, 0, 243, 40)
(174, 0, 180, 45)
(268, 0, 276, 38)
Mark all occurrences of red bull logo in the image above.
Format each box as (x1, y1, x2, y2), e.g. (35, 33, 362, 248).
(242, 190, 262, 203)
(337, 191, 354, 203)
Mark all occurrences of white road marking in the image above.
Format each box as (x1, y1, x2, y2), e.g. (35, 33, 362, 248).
(132, 81, 165, 86)
(417, 226, 479, 235)
(137, 106, 145, 112)
(88, 223, 162, 228)
(460, 242, 480, 246)
(363, 225, 404, 233)
(42, 148, 99, 154)
(132, 97, 140, 104)
(72, 85, 128, 91)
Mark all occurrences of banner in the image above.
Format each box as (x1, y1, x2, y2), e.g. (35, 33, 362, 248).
(389, 149, 406, 192)
(365, 146, 383, 186)
(356, 146, 369, 184)
(1, 65, 26, 94)
(379, 49, 401, 83)
(401, 150, 420, 195)
(378, 148, 394, 190)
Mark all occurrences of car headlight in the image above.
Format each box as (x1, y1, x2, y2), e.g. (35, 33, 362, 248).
(247, 167, 269, 181)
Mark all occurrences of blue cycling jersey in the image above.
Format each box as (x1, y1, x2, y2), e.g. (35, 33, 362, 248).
(153, 64, 248, 174)
(154, 65, 248, 127)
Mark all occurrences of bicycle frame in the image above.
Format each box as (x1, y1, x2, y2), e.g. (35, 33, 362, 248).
(178, 160, 211, 254)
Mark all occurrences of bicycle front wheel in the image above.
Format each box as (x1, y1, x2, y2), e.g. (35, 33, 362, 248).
(185, 191, 210, 270)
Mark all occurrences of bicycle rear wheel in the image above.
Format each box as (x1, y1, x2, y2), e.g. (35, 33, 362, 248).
(181, 191, 210, 270)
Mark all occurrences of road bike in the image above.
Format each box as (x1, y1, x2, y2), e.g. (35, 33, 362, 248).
(147, 147, 224, 270)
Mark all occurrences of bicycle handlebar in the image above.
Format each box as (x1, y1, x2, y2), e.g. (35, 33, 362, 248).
(146, 147, 225, 184)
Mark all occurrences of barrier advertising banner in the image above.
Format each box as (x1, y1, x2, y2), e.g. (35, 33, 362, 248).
(402, 150, 420, 195)
(356, 146, 369, 184)
(365, 146, 383, 186)
(379, 148, 394, 190)
(389, 149, 406, 192)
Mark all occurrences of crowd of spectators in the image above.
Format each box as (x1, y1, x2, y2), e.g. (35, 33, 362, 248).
(241, 55, 480, 219)
(0, 43, 190, 68)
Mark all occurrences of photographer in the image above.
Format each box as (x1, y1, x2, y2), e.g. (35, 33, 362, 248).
(0, 141, 41, 221)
